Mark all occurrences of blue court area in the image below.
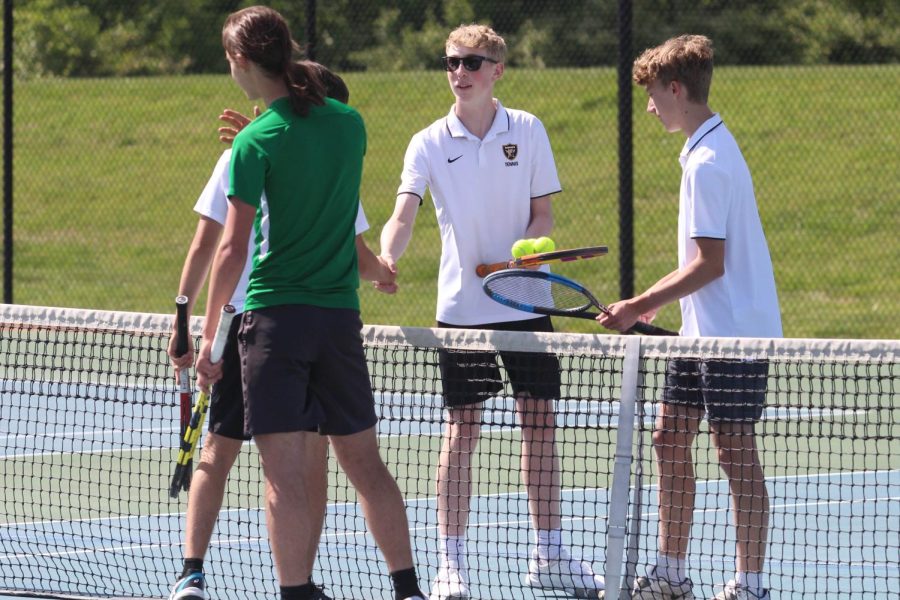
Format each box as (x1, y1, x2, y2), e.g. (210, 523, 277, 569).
(1, 382, 898, 599)
(629, 470, 900, 599)
(0, 384, 614, 599)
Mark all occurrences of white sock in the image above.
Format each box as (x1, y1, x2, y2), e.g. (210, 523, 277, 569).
(535, 529, 562, 560)
(736, 571, 763, 595)
(654, 553, 686, 583)
(438, 535, 466, 570)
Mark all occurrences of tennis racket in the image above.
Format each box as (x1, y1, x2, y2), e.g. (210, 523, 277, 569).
(174, 295, 192, 491)
(169, 304, 237, 498)
(482, 269, 677, 336)
(475, 245, 608, 278)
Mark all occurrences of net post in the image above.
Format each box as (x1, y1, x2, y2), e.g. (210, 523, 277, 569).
(621, 362, 648, 598)
(605, 335, 641, 598)
(617, 0, 634, 300)
(3, 0, 14, 303)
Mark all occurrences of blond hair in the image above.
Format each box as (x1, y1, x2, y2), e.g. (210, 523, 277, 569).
(446, 24, 507, 62)
(632, 35, 714, 103)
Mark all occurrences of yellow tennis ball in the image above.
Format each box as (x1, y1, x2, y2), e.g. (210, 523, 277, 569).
(533, 236, 556, 253)
(511, 238, 535, 258)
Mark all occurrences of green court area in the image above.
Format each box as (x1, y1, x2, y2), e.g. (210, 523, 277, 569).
(3, 392, 896, 524)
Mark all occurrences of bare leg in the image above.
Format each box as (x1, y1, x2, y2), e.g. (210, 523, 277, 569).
(653, 404, 703, 559)
(329, 426, 414, 571)
(254, 431, 327, 586)
(304, 436, 330, 571)
(710, 422, 769, 574)
(436, 405, 482, 537)
(183, 433, 243, 559)
(516, 395, 561, 532)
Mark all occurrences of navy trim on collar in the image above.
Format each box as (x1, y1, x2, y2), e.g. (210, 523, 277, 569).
(687, 119, 724, 155)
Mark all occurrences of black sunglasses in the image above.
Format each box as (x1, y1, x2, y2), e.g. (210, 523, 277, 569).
(440, 55, 498, 72)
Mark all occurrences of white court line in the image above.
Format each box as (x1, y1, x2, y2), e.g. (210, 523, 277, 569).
(0, 483, 609, 531)
(2, 468, 895, 529)
(0, 513, 600, 561)
(6, 492, 899, 562)
(0, 425, 176, 443)
(636, 494, 900, 520)
(2, 469, 897, 561)
(637, 466, 900, 490)
(2, 403, 868, 454)
(1, 445, 176, 460)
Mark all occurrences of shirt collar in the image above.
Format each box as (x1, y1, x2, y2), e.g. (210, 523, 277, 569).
(680, 113, 723, 166)
(446, 99, 509, 141)
(267, 96, 292, 114)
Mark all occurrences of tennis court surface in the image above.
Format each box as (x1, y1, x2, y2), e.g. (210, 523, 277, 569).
(1, 304, 897, 599)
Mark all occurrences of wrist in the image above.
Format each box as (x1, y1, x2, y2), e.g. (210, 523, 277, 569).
(628, 294, 655, 316)
(198, 328, 215, 346)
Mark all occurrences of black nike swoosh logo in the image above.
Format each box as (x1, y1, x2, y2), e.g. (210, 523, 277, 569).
(447, 155, 463, 163)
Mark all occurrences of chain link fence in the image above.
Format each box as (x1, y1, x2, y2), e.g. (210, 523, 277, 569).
(2, 0, 898, 338)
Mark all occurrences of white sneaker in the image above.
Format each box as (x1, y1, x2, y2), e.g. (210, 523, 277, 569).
(712, 580, 770, 600)
(524, 548, 604, 598)
(168, 572, 207, 600)
(628, 568, 695, 600)
(429, 565, 470, 600)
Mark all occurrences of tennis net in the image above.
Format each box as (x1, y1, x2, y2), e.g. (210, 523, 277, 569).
(0, 304, 897, 599)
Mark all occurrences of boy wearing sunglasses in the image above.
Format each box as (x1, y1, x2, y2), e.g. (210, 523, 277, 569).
(379, 24, 604, 600)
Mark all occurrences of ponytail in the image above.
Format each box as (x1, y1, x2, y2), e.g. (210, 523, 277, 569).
(299, 60, 349, 104)
(285, 61, 326, 116)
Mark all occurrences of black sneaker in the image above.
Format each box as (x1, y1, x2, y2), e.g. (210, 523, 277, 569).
(310, 581, 333, 600)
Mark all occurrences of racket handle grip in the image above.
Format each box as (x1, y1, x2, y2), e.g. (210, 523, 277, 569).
(209, 304, 237, 363)
(629, 321, 678, 336)
(476, 261, 513, 278)
(175, 295, 190, 357)
(169, 465, 187, 498)
(182, 464, 192, 492)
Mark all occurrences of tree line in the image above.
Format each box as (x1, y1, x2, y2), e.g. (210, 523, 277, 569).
(9, 0, 899, 78)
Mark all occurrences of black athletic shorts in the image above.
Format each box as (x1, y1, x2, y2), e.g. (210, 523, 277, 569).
(436, 316, 561, 407)
(207, 313, 251, 440)
(239, 304, 378, 436)
(662, 358, 769, 422)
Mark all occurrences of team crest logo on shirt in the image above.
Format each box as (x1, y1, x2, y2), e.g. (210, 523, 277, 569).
(502, 144, 518, 160)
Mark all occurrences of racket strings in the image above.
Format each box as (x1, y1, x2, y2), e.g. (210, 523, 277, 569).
(486, 273, 593, 313)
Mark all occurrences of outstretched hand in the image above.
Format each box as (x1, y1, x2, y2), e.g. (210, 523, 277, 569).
(218, 106, 261, 144)
(373, 255, 399, 294)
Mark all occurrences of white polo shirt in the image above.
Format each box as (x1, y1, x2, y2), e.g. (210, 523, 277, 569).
(197, 149, 369, 313)
(398, 101, 562, 325)
(677, 115, 782, 337)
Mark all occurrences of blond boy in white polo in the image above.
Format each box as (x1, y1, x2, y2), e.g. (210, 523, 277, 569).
(379, 23, 604, 600)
